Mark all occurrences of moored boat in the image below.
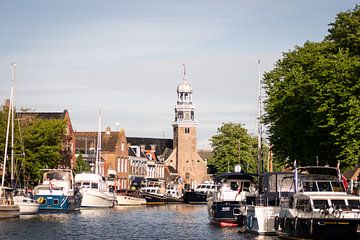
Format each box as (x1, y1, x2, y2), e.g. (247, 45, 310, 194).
(33, 169, 82, 212)
(276, 166, 360, 239)
(207, 170, 255, 227)
(13, 189, 39, 215)
(140, 180, 167, 204)
(183, 181, 214, 204)
(0, 187, 20, 218)
(245, 172, 295, 235)
(75, 173, 115, 208)
(115, 193, 146, 206)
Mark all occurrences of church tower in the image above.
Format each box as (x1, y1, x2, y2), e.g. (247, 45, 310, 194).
(165, 65, 208, 187)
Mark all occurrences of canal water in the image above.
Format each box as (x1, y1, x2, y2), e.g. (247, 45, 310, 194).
(0, 204, 279, 240)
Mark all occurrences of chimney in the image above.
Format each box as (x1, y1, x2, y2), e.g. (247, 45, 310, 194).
(106, 126, 111, 135)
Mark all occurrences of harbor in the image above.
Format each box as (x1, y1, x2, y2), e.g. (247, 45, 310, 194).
(0, 204, 278, 240)
(1, 2, 360, 240)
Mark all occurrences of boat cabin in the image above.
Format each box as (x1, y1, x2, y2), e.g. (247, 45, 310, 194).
(212, 172, 254, 202)
(247, 172, 295, 206)
(140, 180, 166, 195)
(194, 181, 215, 194)
(42, 169, 73, 190)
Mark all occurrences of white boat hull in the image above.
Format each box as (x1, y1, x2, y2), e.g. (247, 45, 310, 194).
(115, 195, 146, 206)
(14, 196, 39, 215)
(246, 205, 280, 235)
(80, 189, 115, 208)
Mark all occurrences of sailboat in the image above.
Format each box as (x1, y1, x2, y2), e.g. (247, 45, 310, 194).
(74, 109, 116, 208)
(5, 64, 39, 214)
(0, 63, 20, 218)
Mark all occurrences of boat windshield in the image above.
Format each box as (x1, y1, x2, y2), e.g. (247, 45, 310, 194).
(301, 180, 345, 192)
(44, 171, 70, 181)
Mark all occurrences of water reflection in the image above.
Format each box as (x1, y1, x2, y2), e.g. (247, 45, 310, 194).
(0, 204, 279, 240)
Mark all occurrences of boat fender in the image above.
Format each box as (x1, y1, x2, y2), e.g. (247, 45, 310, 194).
(294, 217, 297, 230)
(283, 217, 287, 231)
(274, 216, 279, 230)
(247, 216, 254, 229)
(37, 197, 45, 204)
(309, 219, 313, 235)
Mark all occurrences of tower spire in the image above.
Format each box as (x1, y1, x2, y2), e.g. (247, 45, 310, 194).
(182, 64, 186, 79)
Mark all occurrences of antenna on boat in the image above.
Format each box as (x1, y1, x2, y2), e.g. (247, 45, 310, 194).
(257, 59, 262, 176)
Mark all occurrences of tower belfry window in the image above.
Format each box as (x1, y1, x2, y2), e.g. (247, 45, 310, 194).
(185, 128, 190, 134)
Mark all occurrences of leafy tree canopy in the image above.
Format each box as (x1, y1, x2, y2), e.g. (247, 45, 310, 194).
(0, 109, 66, 187)
(263, 5, 360, 169)
(73, 153, 90, 174)
(209, 122, 267, 174)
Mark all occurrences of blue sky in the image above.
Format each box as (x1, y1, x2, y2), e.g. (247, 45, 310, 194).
(0, 1, 358, 149)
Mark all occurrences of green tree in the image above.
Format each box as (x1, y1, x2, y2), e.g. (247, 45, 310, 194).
(263, 5, 360, 169)
(209, 122, 267, 174)
(73, 153, 90, 174)
(21, 118, 66, 184)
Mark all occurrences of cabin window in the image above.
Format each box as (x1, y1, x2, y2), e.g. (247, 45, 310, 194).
(332, 181, 345, 192)
(231, 182, 238, 191)
(258, 176, 264, 194)
(331, 200, 346, 209)
(91, 183, 98, 189)
(53, 199, 59, 205)
(296, 199, 311, 212)
(303, 181, 317, 192)
(312, 199, 329, 209)
(268, 175, 277, 192)
(317, 181, 332, 192)
(347, 200, 360, 209)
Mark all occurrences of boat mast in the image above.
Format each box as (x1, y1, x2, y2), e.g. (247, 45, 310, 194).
(95, 109, 102, 175)
(2, 63, 15, 187)
(11, 63, 16, 188)
(257, 60, 262, 176)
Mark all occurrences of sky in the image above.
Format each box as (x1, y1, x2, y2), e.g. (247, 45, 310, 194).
(0, 0, 358, 149)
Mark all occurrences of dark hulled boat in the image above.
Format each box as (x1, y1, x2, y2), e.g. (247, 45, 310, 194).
(183, 181, 214, 204)
(276, 166, 360, 239)
(207, 171, 255, 227)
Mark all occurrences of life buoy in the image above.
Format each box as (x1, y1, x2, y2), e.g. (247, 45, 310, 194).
(37, 197, 45, 204)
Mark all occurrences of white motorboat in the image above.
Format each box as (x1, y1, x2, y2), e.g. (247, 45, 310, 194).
(115, 194, 145, 206)
(75, 173, 115, 208)
(13, 189, 39, 215)
(245, 172, 294, 235)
